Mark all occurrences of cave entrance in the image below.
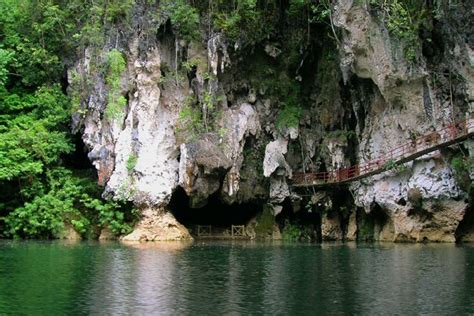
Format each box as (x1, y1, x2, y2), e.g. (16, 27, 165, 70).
(275, 197, 322, 242)
(168, 187, 262, 238)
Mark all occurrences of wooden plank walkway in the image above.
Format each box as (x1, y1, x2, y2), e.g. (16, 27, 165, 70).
(194, 225, 248, 239)
(292, 118, 474, 187)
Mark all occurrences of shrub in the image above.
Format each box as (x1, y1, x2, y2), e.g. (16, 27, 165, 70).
(163, 0, 200, 42)
(282, 222, 301, 241)
(126, 153, 138, 174)
(451, 156, 473, 191)
(3, 168, 112, 239)
(177, 102, 204, 142)
(105, 49, 127, 120)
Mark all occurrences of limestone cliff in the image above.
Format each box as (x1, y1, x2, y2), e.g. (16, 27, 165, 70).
(71, 1, 473, 242)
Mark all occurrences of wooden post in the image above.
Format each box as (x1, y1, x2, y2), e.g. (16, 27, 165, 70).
(231, 225, 245, 237)
(197, 225, 212, 237)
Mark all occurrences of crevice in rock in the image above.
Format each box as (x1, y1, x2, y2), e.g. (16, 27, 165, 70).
(275, 197, 322, 242)
(62, 132, 97, 171)
(356, 202, 389, 241)
(455, 202, 474, 243)
(328, 187, 354, 239)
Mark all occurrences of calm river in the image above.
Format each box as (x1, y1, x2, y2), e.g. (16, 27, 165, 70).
(1, 240, 473, 315)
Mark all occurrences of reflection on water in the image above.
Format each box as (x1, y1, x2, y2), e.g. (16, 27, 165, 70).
(1, 241, 474, 315)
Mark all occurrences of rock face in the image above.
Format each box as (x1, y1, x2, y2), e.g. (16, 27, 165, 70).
(178, 135, 232, 207)
(121, 207, 192, 242)
(59, 224, 82, 240)
(72, 1, 473, 242)
(331, 1, 473, 242)
(263, 138, 292, 204)
(373, 200, 466, 243)
(321, 212, 343, 241)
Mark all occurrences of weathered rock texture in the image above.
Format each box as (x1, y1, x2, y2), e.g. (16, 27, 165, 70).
(72, 1, 472, 242)
(121, 208, 192, 242)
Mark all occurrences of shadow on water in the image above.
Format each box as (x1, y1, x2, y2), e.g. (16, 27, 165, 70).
(0, 240, 474, 314)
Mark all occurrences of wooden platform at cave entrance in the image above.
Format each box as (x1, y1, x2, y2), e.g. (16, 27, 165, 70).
(191, 225, 250, 240)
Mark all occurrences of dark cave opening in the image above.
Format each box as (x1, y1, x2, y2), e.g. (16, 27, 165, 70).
(357, 202, 389, 241)
(275, 197, 322, 241)
(168, 187, 262, 229)
(455, 200, 474, 243)
(62, 132, 96, 171)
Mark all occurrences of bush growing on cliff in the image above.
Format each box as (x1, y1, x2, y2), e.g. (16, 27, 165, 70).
(126, 154, 138, 174)
(451, 156, 473, 192)
(177, 101, 204, 142)
(276, 94, 302, 131)
(363, 0, 427, 63)
(163, 0, 200, 42)
(282, 221, 312, 242)
(105, 49, 127, 120)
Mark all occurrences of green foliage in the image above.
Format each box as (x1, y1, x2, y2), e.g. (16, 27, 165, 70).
(213, 0, 261, 42)
(383, 159, 397, 171)
(3, 167, 136, 239)
(362, 0, 426, 63)
(255, 206, 276, 238)
(69, 0, 135, 48)
(282, 221, 311, 242)
(163, 0, 200, 42)
(96, 202, 135, 236)
(126, 154, 138, 174)
(0, 0, 137, 239)
(176, 90, 225, 143)
(385, 0, 423, 63)
(0, 49, 14, 87)
(181, 58, 202, 72)
(105, 49, 127, 120)
(177, 101, 204, 142)
(0, 85, 72, 181)
(282, 222, 301, 241)
(451, 156, 473, 192)
(4, 169, 98, 239)
(276, 96, 302, 131)
(288, 0, 331, 25)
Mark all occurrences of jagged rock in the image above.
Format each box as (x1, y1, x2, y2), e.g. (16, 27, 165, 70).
(269, 176, 289, 204)
(219, 103, 261, 203)
(264, 44, 281, 58)
(122, 241, 193, 251)
(263, 138, 291, 177)
(98, 226, 116, 240)
(334, 1, 425, 105)
(271, 205, 283, 217)
(321, 212, 343, 241)
(122, 208, 192, 242)
(353, 159, 462, 211)
(346, 212, 358, 241)
(70, 2, 473, 243)
(250, 205, 282, 240)
(407, 187, 423, 210)
(311, 191, 332, 209)
(179, 134, 232, 205)
(263, 138, 292, 203)
(59, 223, 81, 240)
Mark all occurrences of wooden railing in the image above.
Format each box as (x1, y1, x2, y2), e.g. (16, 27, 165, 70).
(292, 118, 474, 187)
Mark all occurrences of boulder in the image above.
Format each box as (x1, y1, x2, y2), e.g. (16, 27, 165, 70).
(122, 207, 192, 242)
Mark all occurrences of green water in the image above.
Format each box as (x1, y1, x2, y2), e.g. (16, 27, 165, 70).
(1, 241, 474, 315)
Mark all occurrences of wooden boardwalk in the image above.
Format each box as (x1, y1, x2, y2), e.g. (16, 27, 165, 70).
(292, 118, 473, 187)
(195, 225, 248, 239)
